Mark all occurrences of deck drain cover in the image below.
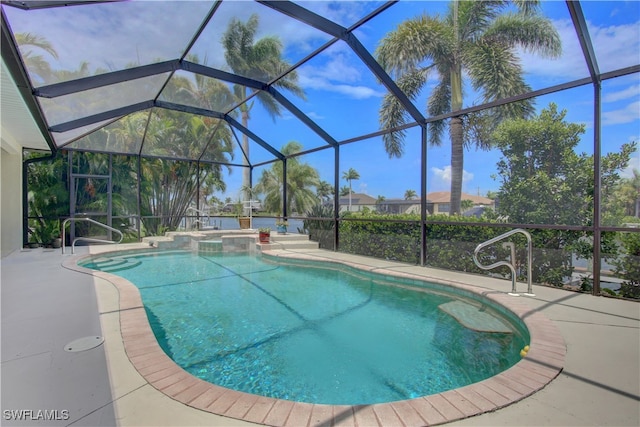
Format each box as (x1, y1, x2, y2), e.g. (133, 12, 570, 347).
(64, 336, 104, 352)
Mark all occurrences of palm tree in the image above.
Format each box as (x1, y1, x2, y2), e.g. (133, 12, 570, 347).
(342, 168, 360, 211)
(316, 180, 334, 204)
(255, 141, 320, 215)
(376, 0, 561, 214)
(15, 32, 58, 84)
(222, 14, 305, 201)
(404, 189, 418, 200)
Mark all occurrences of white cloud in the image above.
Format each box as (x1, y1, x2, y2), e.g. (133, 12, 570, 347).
(306, 111, 325, 120)
(603, 84, 640, 103)
(430, 165, 474, 189)
(519, 18, 640, 81)
(297, 49, 385, 99)
(603, 100, 640, 125)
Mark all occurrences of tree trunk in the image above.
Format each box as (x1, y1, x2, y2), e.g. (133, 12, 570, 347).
(242, 110, 250, 201)
(450, 115, 464, 215)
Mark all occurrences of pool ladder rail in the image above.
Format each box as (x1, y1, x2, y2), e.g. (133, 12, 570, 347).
(473, 228, 535, 297)
(61, 217, 123, 254)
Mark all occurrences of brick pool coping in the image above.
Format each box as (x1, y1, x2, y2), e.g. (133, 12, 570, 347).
(64, 249, 565, 427)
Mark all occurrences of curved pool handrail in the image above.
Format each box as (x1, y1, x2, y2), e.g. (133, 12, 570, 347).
(61, 217, 123, 254)
(185, 206, 212, 230)
(473, 228, 534, 296)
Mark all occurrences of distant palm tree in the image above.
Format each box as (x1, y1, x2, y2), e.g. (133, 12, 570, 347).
(255, 141, 319, 215)
(316, 180, 334, 204)
(342, 168, 360, 211)
(222, 14, 305, 200)
(376, 0, 561, 214)
(404, 189, 417, 200)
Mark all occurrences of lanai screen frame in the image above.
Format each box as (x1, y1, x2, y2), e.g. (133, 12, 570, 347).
(2, 0, 639, 296)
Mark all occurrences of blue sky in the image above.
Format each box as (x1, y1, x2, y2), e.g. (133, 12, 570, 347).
(5, 0, 639, 203)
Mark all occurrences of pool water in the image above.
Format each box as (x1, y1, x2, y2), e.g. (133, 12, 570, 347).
(83, 251, 528, 405)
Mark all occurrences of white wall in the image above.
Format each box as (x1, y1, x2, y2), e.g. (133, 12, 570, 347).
(1, 145, 23, 257)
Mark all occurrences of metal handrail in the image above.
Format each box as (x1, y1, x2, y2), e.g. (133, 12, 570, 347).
(185, 206, 212, 229)
(473, 228, 535, 296)
(61, 217, 123, 254)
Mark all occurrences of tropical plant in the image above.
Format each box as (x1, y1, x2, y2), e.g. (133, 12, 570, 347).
(137, 110, 233, 235)
(491, 103, 636, 285)
(493, 104, 636, 226)
(303, 203, 335, 249)
(342, 168, 360, 210)
(376, 0, 561, 214)
(316, 180, 334, 204)
(222, 14, 305, 200)
(254, 141, 320, 215)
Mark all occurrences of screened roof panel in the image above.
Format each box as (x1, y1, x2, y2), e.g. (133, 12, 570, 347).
(159, 70, 245, 115)
(291, 40, 393, 141)
(200, 121, 236, 164)
(228, 91, 332, 159)
(1, 0, 638, 169)
(4, 1, 214, 87)
(580, 0, 640, 74)
(64, 111, 148, 155)
(140, 108, 220, 161)
(188, 0, 333, 83)
(292, 1, 386, 28)
(38, 73, 170, 126)
(361, 1, 591, 116)
(52, 117, 120, 147)
(228, 122, 280, 168)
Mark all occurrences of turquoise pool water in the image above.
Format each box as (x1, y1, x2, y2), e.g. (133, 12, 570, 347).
(82, 250, 528, 405)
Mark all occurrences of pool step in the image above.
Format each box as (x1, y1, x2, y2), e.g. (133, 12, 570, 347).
(198, 239, 223, 253)
(82, 257, 142, 273)
(259, 233, 319, 251)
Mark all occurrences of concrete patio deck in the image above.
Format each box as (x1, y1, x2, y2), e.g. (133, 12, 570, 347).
(1, 244, 638, 426)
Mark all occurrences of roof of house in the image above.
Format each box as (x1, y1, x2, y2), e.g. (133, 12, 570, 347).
(338, 193, 378, 205)
(426, 192, 494, 205)
(379, 198, 421, 205)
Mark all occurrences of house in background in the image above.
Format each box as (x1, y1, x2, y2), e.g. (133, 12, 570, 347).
(376, 198, 421, 214)
(339, 191, 495, 216)
(426, 192, 495, 215)
(338, 193, 378, 213)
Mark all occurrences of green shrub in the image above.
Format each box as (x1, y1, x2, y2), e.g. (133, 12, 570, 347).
(612, 229, 640, 299)
(335, 212, 581, 286)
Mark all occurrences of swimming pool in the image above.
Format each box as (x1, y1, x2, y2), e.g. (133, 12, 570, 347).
(81, 250, 529, 406)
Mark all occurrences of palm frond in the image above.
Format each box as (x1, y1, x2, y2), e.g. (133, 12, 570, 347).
(375, 14, 453, 78)
(379, 67, 431, 157)
(483, 14, 562, 58)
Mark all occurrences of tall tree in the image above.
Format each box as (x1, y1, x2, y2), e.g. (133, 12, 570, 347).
(342, 168, 360, 211)
(376, 0, 561, 214)
(222, 14, 305, 200)
(491, 103, 635, 285)
(493, 103, 636, 226)
(255, 141, 320, 215)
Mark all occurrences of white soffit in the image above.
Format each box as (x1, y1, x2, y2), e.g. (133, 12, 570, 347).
(1, 58, 49, 154)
